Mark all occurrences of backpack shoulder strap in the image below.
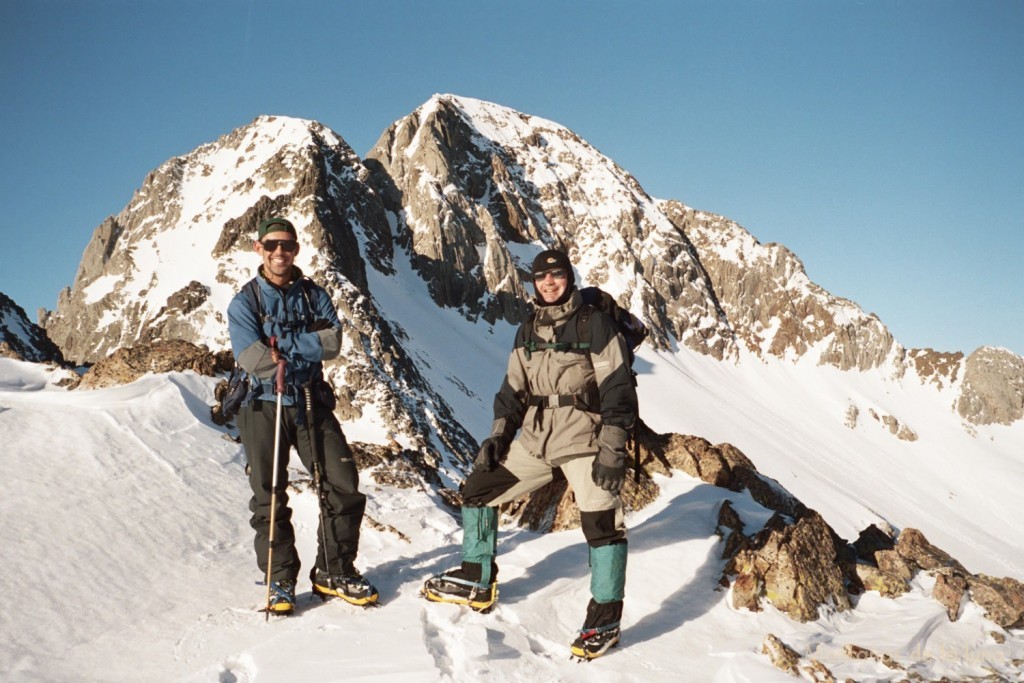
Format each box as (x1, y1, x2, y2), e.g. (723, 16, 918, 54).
(241, 278, 266, 341)
(298, 277, 315, 313)
(576, 303, 593, 348)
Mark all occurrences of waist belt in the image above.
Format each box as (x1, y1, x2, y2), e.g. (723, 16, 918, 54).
(527, 389, 599, 429)
(528, 394, 589, 409)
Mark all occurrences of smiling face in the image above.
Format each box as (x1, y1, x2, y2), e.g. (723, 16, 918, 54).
(534, 268, 569, 304)
(255, 230, 300, 286)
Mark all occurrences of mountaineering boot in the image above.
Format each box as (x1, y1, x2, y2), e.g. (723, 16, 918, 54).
(422, 561, 499, 612)
(265, 579, 296, 616)
(310, 567, 379, 606)
(423, 506, 500, 610)
(571, 623, 621, 660)
(570, 598, 623, 660)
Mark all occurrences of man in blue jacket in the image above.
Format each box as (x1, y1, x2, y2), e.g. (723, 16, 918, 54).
(228, 217, 377, 615)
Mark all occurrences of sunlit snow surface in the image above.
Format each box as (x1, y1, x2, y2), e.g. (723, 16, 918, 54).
(2, 352, 1021, 682)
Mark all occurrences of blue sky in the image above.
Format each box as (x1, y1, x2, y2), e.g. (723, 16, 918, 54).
(2, 0, 1021, 356)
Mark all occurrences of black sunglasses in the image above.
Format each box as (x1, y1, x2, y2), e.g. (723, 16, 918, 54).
(261, 239, 298, 253)
(533, 268, 568, 281)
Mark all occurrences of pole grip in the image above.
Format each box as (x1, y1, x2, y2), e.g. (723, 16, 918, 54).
(269, 336, 287, 395)
(275, 360, 286, 395)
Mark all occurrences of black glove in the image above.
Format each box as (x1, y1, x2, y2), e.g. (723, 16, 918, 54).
(473, 418, 516, 472)
(592, 425, 628, 494)
(474, 436, 510, 472)
(309, 319, 333, 332)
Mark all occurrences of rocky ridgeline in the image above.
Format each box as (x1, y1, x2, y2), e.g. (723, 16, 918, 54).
(661, 201, 901, 373)
(10, 94, 1018, 432)
(0, 292, 64, 364)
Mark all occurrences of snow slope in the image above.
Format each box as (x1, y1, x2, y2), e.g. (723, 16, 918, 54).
(2, 348, 1021, 682)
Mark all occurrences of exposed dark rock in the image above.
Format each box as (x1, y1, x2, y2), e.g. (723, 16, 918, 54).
(967, 574, 1024, 629)
(895, 527, 969, 575)
(716, 499, 748, 560)
(956, 346, 1024, 426)
(876, 548, 917, 581)
(853, 563, 910, 598)
(933, 569, 968, 621)
(853, 523, 896, 564)
(0, 292, 65, 364)
(727, 509, 851, 622)
(78, 339, 219, 389)
(908, 348, 963, 389)
(349, 441, 442, 489)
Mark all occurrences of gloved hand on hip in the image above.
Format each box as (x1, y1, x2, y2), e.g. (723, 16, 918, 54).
(474, 418, 515, 472)
(592, 424, 628, 494)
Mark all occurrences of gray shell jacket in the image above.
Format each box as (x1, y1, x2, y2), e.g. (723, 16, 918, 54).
(492, 288, 638, 464)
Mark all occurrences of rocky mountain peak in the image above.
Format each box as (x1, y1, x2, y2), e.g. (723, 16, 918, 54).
(38, 112, 474, 468)
(366, 93, 735, 358)
(36, 95, 1024, 461)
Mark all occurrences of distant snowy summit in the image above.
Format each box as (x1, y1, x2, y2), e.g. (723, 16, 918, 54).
(12, 93, 1021, 431)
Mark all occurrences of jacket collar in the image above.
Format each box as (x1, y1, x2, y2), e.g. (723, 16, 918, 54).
(257, 264, 305, 291)
(534, 288, 581, 327)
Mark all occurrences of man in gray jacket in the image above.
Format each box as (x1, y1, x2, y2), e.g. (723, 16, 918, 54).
(423, 248, 638, 660)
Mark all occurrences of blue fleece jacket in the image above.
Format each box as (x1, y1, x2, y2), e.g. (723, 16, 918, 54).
(227, 268, 342, 405)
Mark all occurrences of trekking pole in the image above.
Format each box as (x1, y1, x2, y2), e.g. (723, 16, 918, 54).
(264, 338, 287, 621)
(304, 384, 336, 581)
(633, 422, 641, 484)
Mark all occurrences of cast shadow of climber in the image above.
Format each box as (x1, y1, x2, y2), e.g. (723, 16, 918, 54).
(631, 353, 654, 378)
(497, 481, 730, 643)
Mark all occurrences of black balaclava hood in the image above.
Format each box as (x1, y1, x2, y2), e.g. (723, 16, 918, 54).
(531, 249, 576, 307)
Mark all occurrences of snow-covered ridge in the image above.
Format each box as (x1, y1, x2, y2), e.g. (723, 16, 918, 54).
(2, 346, 1022, 681)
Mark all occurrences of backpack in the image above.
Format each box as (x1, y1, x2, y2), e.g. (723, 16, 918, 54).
(578, 286, 649, 370)
(219, 277, 319, 420)
(522, 286, 649, 481)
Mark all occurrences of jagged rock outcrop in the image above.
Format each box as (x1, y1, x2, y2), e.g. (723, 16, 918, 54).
(663, 200, 903, 372)
(728, 509, 852, 622)
(908, 348, 963, 389)
(0, 292, 64, 364)
(956, 346, 1024, 426)
(365, 94, 735, 358)
(78, 339, 226, 390)
(761, 634, 802, 675)
(966, 574, 1024, 629)
(505, 422, 805, 534)
(866, 407, 919, 441)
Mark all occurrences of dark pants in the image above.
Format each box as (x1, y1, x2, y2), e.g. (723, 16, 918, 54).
(239, 398, 365, 582)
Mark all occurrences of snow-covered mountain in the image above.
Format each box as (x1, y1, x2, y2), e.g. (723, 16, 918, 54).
(38, 94, 1023, 433)
(7, 93, 1023, 680)
(0, 292, 63, 364)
